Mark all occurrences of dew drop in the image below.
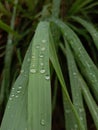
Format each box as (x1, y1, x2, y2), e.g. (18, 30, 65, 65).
(45, 75, 50, 80)
(19, 86, 22, 89)
(40, 119, 45, 126)
(12, 87, 15, 90)
(27, 58, 30, 62)
(40, 62, 44, 66)
(73, 72, 76, 76)
(15, 95, 18, 98)
(11, 94, 15, 97)
(30, 68, 36, 73)
(9, 97, 12, 100)
(75, 124, 78, 128)
(32, 55, 35, 59)
(79, 108, 84, 113)
(8, 106, 10, 109)
(17, 90, 21, 93)
(80, 117, 83, 120)
(42, 39, 46, 43)
(40, 69, 45, 74)
(93, 32, 97, 37)
(39, 54, 44, 58)
(41, 47, 46, 51)
(20, 69, 24, 74)
(36, 45, 40, 49)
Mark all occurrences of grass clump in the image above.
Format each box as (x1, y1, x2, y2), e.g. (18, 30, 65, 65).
(0, 0, 98, 130)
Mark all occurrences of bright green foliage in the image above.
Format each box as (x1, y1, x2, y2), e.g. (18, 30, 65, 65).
(66, 43, 87, 130)
(53, 19, 98, 101)
(68, 0, 93, 15)
(0, 0, 98, 130)
(1, 21, 52, 130)
(28, 21, 51, 130)
(49, 27, 85, 130)
(0, 20, 19, 37)
(72, 16, 98, 50)
(78, 73, 98, 129)
(0, 43, 32, 130)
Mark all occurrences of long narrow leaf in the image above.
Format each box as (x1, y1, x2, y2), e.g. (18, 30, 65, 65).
(49, 26, 85, 130)
(0, 43, 32, 130)
(72, 16, 98, 50)
(78, 73, 98, 129)
(53, 19, 98, 101)
(28, 21, 51, 130)
(66, 43, 87, 130)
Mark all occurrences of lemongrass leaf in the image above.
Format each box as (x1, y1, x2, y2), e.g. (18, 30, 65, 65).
(78, 73, 98, 129)
(52, 0, 61, 18)
(0, 43, 32, 130)
(68, 0, 93, 15)
(53, 19, 98, 101)
(0, 2, 11, 16)
(49, 26, 85, 130)
(0, 20, 19, 37)
(28, 21, 51, 130)
(72, 16, 98, 50)
(66, 43, 87, 130)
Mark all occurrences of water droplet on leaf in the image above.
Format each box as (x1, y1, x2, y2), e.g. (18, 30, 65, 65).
(42, 39, 46, 43)
(45, 75, 50, 80)
(30, 69, 36, 73)
(40, 119, 45, 126)
(20, 69, 24, 74)
(40, 69, 45, 74)
(41, 47, 46, 51)
(39, 54, 44, 58)
(36, 45, 40, 49)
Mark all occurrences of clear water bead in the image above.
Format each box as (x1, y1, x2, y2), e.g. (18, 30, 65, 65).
(19, 86, 22, 89)
(20, 69, 24, 74)
(39, 54, 44, 58)
(11, 94, 14, 97)
(79, 108, 84, 113)
(73, 72, 76, 76)
(42, 39, 46, 43)
(27, 58, 30, 62)
(80, 117, 83, 120)
(32, 55, 35, 59)
(40, 62, 44, 66)
(40, 119, 45, 126)
(41, 47, 46, 51)
(36, 45, 40, 49)
(17, 90, 20, 93)
(15, 95, 18, 98)
(40, 69, 45, 74)
(45, 75, 50, 80)
(75, 124, 78, 128)
(9, 97, 12, 100)
(30, 68, 36, 73)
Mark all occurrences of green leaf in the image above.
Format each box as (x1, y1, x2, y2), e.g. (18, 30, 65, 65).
(53, 19, 98, 101)
(68, 0, 93, 15)
(78, 72, 98, 129)
(0, 20, 19, 37)
(66, 43, 87, 130)
(0, 2, 11, 16)
(49, 25, 85, 130)
(72, 16, 98, 50)
(52, 0, 61, 18)
(28, 21, 51, 130)
(0, 42, 32, 130)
